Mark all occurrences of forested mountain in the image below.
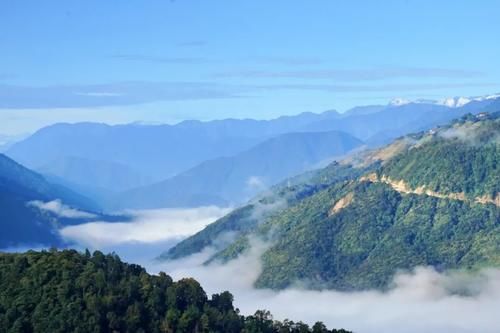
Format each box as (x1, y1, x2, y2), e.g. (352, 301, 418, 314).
(112, 131, 363, 209)
(0, 154, 117, 248)
(0, 249, 351, 333)
(6, 97, 499, 210)
(163, 112, 500, 291)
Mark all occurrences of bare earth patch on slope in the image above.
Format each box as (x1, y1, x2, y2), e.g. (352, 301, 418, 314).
(328, 192, 354, 216)
(360, 173, 499, 207)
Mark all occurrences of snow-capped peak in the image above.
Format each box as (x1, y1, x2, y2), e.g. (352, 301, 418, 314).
(438, 97, 471, 108)
(439, 94, 500, 107)
(388, 93, 500, 108)
(473, 93, 500, 102)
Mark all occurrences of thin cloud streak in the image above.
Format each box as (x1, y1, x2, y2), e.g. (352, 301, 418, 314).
(28, 200, 97, 219)
(251, 82, 496, 93)
(214, 67, 485, 81)
(111, 54, 209, 64)
(0, 82, 243, 109)
(0, 81, 496, 110)
(252, 56, 325, 66)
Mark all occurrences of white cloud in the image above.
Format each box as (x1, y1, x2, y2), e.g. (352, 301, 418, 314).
(438, 121, 500, 145)
(28, 200, 96, 218)
(246, 176, 267, 190)
(152, 241, 500, 333)
(59, 206, 231, 248)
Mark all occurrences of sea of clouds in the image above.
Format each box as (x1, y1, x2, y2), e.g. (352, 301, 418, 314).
(50, 206, 500, 333)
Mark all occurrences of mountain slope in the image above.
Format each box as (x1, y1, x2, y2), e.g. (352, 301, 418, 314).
(164, 111, 500, 291)
(0, 154, 104, 248)
(162, 161, 375, 261)
(113, 131, 363, 209)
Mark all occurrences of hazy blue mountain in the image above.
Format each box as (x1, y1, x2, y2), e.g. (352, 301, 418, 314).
(0, 154, 102, 248)
(6, 111, 342, 194)
(0, 133, 29, 152)
(6, 97, 499, 210)
(303, 98, 500, 142)
(341, 105, 385, 117)
(38, 156, 149, 192)
(112, 131, 363, 209)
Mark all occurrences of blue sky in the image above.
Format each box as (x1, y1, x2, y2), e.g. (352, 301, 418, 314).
(1, 0, 500, 134)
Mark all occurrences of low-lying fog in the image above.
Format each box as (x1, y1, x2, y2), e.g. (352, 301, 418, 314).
(13, 206, 500, 333)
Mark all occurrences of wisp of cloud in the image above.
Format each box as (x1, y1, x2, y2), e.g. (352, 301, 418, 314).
(28, 199, 97, 218)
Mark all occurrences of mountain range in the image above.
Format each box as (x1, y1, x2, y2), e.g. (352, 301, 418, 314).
(6, 95, 499, 210)
(163, 111, 500, 291)
(110, 130, 362, 209)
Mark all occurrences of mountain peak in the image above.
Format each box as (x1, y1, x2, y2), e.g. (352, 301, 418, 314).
(388, 93, 500, 108)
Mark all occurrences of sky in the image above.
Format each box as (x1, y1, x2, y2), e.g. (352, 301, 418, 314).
(1, 0, 500, 135)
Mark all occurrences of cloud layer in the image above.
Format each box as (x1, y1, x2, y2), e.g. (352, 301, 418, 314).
(60, 206, 230, 248)
(155, 243, 500, 333)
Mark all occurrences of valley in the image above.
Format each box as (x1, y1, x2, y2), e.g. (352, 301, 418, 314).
(1, 3, 499, 330)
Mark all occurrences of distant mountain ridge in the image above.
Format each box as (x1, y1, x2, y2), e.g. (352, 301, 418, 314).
(6, 111, 342, 195)
(110, 130, 363, 209)
(6, 94, 500, 210)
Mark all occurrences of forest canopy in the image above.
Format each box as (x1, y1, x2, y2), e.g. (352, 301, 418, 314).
(0, 249, 350, 333)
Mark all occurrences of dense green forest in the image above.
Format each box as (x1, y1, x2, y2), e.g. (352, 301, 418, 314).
(0, 250, 350, 333)
(164, 112, 500, 291)
(382, 115, 499, 199)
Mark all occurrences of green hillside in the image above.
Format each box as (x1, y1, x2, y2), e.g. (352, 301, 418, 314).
(163, 112, 500, 291)
(162, 162, 375, 261)
(0, 250, 350, 333)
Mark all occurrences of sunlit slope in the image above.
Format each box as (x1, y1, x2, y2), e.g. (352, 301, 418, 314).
(164, 112, 500, 291)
